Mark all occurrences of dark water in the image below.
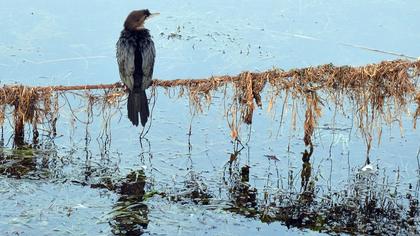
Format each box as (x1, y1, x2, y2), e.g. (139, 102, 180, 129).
(1, 0, 420, 235)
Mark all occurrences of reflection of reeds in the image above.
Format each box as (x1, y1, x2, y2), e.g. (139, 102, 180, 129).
(1, 59, 419, 146)
(227, 155, 419, 234)
(218, 144, 420, 234)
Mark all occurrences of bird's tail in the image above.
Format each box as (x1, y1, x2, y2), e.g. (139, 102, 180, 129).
(127, 90, 149, 127)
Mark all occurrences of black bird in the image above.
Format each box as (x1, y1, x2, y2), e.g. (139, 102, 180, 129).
(116, 9, 158, 126)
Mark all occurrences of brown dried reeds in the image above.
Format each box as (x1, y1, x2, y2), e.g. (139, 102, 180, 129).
(0, 59, 419, 146)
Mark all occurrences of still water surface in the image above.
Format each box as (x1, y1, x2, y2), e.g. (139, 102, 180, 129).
(1, 0, 419, 235)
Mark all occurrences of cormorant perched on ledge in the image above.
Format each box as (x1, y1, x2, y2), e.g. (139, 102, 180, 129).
(116, 9, 158, 126)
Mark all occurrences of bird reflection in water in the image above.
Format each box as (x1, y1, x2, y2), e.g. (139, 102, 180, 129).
(110, 170, 149, 235)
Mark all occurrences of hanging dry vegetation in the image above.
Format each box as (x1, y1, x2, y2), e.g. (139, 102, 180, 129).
(0, 59, 419, 146)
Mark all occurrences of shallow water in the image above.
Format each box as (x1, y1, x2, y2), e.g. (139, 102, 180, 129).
(1, 0, 420, 235)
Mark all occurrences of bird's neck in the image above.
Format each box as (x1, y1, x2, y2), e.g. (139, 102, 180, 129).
(123, 28, 150, 38)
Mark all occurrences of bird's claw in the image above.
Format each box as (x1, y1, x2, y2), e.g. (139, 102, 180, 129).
(119, 82, 130, 92)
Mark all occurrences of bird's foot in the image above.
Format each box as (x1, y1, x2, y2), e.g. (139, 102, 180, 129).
(119, 83, 130, 93)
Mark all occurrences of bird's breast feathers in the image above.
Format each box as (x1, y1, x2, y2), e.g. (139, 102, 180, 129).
(116, 30, 155, 91)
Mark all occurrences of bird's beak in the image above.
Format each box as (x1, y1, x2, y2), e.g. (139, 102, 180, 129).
(148, 12, 160, 19)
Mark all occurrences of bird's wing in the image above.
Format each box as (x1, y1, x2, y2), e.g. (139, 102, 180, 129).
(116, 37, 136, 90)
(140, 39, 156, 89)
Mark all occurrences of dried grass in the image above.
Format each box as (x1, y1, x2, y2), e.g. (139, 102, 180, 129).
(1, 59, 419, 145)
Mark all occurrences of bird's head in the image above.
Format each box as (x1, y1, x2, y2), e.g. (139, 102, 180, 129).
(124, 9, 159, 31)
